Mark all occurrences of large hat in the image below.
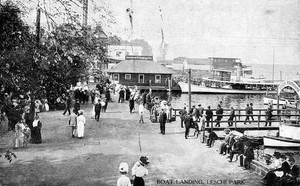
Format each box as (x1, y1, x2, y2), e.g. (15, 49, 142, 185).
(119, 162, 129, 173)
(224, 128, 231, 134)
(139, 156, 149, 166)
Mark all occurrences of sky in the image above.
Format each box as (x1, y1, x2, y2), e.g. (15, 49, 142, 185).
(104, 0, 300, 65)
(17, 0, 300, 65)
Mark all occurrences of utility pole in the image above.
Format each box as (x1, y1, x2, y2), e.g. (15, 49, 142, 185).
(82, 0, 88, 27)
(188, 68, 191, 112)
(36, 4, 41, 46)
(272, 47, 275, 82)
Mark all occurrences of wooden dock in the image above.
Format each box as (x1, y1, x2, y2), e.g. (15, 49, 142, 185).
(171, 108, 300, 133)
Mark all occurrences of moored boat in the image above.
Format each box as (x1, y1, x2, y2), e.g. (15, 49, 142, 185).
(263, 123, 300, 147)
(178, 81, 279, 94)
(178, 59, 281, 94)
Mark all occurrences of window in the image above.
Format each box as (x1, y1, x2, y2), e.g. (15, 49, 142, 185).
(155, 75, 161, 83)
(138, 74, 144, 83)
(113, 74, 119, 81)
(125, 74, 131, 80)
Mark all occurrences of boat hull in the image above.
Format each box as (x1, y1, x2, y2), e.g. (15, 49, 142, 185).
(263, 96, 287, 105)
(178, 82, 276, 94)
(263, 136, 300, 147)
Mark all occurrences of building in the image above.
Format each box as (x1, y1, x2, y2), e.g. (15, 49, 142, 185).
(106, 56, 174, 90)
(107, 45, 143, 61)
(172, 57, 186, 71)
(183, 58, 211, 71)
(208, 57, 241, 71)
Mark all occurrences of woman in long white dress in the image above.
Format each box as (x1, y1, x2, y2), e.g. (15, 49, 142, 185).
(77, 110, 86, 139)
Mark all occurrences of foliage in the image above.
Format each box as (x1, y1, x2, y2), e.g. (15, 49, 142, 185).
(0, 1, 111, 108)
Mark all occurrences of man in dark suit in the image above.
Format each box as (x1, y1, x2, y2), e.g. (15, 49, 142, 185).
(94, 99, 102, 121)
(205, 106, 213, 127)
(184, 110, 194, 139)
(159, 109, 167, 135)
(62, 96, 71, 115)
(179, 107, 187, 128)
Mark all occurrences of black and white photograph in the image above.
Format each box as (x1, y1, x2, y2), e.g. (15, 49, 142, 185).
(1, 0, 300, 185)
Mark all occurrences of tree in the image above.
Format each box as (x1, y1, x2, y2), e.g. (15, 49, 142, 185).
(0, 2, 110, 109)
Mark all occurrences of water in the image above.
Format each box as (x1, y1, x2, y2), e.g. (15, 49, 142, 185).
(152, 92, 265, 110)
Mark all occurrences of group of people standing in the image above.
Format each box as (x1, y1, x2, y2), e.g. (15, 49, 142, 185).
(14, 114, 43, 148)
(69, 109, 86, 138)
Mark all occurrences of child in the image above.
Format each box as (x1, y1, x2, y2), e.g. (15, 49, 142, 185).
(139, 102, 144, 123)
(117, 162, 131, 186)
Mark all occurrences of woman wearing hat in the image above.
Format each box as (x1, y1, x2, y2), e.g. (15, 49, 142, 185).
(132, 156, 149, 186)
(77, 110, 86, 139)
(31, 115, 42, 144)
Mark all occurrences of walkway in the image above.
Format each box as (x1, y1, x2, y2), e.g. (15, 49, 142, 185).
(0, 94, 264, 186)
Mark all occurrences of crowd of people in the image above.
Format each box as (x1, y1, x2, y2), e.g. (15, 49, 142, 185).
(263, 152, 300, 186)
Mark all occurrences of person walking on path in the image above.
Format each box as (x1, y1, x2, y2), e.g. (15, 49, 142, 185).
(197, 104, 204, 117)
(77, 110, 86, 139)
(228, 106, 235, 127)
(159, 108, 167, 135)
(14, 119, 26, 148)
(249, 103, 254, 121)
(117, 162, 131, 186)
(139, 102, 144, 123)
(73, 99, 80, 115)
(265, 106, 273, 126)
(184, 110, 194, 139)
(129, 95, 135, 113)
(69, 109, 77, 138)
(179, 106, 187, 128)
(94, 99, 102, 121)
(132, 156, 149, 186)
(118, 87, 125, 103)
(31, 115, 42, 144)
(62, 96, 71, 115)
(215, 104, 223, 127)
(244, 104, 251, 124)
(205, 106, 213, 127)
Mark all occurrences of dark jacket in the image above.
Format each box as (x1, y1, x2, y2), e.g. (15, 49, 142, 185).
(184, 114, 194, 128)
(205, 109, 213, 119)
(179, 109, 187, 120)
(95, 103, 102, 112)
(159, 111, 167, 124)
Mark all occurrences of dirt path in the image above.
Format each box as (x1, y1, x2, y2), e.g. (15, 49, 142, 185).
(0, 94, 264, 186)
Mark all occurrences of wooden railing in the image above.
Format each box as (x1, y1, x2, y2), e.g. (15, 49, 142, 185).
(171, 108, 300, 130)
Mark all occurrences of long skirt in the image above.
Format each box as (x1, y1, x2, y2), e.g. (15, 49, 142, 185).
(77, 122, 85, 138)
(133, 177, 145, 186)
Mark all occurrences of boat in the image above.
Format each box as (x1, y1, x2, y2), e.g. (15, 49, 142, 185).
(178, 59, 281, 94)
(178, 76, 280, 94)
(263, 123, 300, 147)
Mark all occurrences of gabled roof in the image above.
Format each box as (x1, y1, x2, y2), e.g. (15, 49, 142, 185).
(186, 58, 211, 65)
(106, 60, 173, 74)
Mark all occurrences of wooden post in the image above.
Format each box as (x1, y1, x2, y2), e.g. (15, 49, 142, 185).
(234, 115, 237, 131)
(188, 69, 191, 112)
(258, 110, 261, 130)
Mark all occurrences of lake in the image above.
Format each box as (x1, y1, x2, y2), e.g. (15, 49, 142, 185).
(152, 92, 266, 110)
